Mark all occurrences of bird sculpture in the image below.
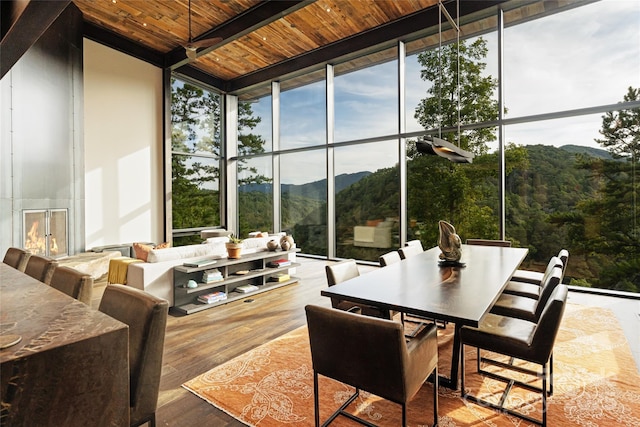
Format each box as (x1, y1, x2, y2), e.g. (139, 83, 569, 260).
(438, 220, 462, 262)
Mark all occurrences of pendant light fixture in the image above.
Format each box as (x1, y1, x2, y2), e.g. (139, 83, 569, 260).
(418, 0, 474, 164)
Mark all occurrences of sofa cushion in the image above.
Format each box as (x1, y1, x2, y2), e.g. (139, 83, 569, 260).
(147, 242, 226, 263)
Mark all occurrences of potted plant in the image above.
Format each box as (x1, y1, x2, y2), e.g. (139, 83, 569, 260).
(225, 234, 243, 259)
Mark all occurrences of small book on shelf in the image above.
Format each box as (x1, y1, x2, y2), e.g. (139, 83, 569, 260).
(183, 258, 217, 268)
(235, 284, 259, 294)
(197, 291, 227, 304)
(267, 258, 291, 268)
(269, 273, 290, 282)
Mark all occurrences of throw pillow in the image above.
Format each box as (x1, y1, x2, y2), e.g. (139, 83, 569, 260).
(133, 243, 153, 261)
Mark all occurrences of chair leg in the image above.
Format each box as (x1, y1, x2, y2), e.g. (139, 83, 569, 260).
(402, 402, 407, 427)
(433, 365, 439, 427)
(542, 362, 547, 427)
(314, 372, 320, 427)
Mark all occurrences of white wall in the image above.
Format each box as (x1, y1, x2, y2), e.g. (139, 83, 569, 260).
(83, 39, 164, 249)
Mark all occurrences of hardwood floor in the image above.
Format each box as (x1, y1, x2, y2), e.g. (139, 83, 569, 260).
(90, 257, 639, 426)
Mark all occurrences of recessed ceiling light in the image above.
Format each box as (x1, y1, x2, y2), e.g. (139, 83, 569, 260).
(143, 22, 147, 27)
(262, 36, 267, 41)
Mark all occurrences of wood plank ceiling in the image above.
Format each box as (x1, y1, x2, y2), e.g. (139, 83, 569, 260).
(73, 0, 516, 94)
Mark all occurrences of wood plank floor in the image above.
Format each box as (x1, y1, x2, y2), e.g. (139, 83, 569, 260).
(90, 257, 639, 426)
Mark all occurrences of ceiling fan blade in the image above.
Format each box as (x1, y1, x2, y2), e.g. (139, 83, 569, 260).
(187, 37, 223, 49)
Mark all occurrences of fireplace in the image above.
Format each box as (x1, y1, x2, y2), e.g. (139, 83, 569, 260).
(23, 209, 68, 258)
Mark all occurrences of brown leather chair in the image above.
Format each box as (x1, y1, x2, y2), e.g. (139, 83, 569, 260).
(24, 254, 58, 283)
(460, 284, 568, 427)
(48, 266, 94, 305)
(398, 240, 423, 260)
(502, 256, 563, 299)
(465, 238, 511, 247)
(325, 259, 392, 319)
(2, 247, 31, 271)
(99, 284, 169, 427)
(305, 305, 438, 427)
(379, 250, 401, 267)
(490, 265, 563, 322)
(512, 249, 569, 285)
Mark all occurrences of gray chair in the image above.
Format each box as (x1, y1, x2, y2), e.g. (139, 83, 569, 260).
(379, 250, 401, 267)
(502, 256, 563, 299)
(24, 254, 58, 283)
(512, 249, 569, 285)
(325, 259, 392, 319)
(305, 304, 438, 427)
(3, 247, 31, 272)
(48, 265, 94, 305)
(465, 238, 511, 247)
(99, 284, 169, 427)
(490, 266, 563, 322)
(460, 284, 568, 427)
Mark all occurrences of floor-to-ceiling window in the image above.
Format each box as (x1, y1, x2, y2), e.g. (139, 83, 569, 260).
(170, 77, 222, 245)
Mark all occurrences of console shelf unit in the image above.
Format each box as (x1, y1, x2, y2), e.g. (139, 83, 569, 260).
(172, 248, 300, 315)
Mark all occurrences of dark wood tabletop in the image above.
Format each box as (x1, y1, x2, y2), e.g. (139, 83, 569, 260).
(321, 244, 529, 389)
(322, 244, 528, 327)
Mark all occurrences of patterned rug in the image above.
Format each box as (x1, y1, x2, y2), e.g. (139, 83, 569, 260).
(183, 304, 640, 426)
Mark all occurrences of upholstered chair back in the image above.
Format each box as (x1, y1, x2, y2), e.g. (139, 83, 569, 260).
(24, 255, 58, 283)
(3, 247, 31, 272)
(379, 251, 401, 267)
(99, 284, 168, 427)
(49, 266, 93, 305)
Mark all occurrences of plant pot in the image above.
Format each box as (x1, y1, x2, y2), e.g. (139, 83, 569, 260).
(226, 242, 242, 259)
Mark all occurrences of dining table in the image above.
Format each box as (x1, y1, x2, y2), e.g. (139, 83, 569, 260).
(321, 244, 529, 389)
(0, 263, 130, 426)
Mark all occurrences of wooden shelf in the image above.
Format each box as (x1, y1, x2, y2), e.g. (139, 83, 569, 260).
(172, 248, 300, 315)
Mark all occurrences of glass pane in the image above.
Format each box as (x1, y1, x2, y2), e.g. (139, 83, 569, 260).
(23, 210, 47, 256)
(280, 79, 326, 149)
(238, 156, 273, 237)
(239, 95, 272, 154)
(171, 154, 221, 230)
(406, 32, 498, 133)
(171, 78, 221, 156)
(50, 209, 67, 257)
(281, 150, 327, 256)
(407, 128, 500, 250)
(334, 49, 398, 142)
(505, 107, 639, 293)
(504, 0, 640, 117)
(334, 140, 399, 261)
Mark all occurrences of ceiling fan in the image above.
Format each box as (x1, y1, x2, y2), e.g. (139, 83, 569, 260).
(183, 0, 222, 60)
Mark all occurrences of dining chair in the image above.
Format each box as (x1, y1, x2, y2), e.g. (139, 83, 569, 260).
(512, 249, 569, 285)
(379, 250, 401, 267)
(48, 265, 94, 305)
(2, 247, 31, 272)
(305, 304, 439, 427)
(398, 241, 424, 260)
(325, 259, 392, 319)
(460, 284, 568, 427)
(99, 284, 169, 427)
(490, 265, 563, 322)
(502, 256, 563, 299)
(24, 254, 58, 283)
(465, 238, 511, 247)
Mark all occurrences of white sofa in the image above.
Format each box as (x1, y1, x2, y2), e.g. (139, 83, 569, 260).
(126, 234, 286, 306)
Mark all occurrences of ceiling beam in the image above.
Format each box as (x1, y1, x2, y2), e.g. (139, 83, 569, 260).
(1, 0, 72, 79)
(225, 0, 507, 93)
(165, 0, 313, 70)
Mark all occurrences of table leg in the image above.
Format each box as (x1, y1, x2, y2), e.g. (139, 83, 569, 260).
(437, 323, 462, 390)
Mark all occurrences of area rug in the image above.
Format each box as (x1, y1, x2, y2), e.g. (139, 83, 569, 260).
(183, 304, 640, 426)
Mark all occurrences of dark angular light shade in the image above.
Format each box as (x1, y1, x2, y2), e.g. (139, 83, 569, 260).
(416, 136, 474, 164)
